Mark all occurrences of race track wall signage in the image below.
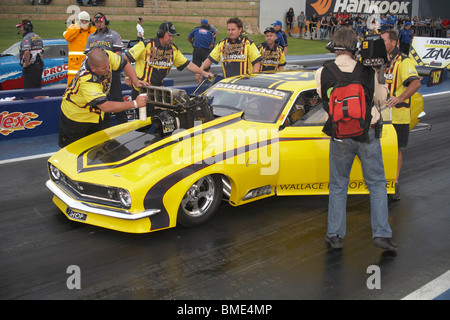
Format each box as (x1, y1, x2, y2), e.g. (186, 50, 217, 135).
(409, 37, 450, 70)
(0, 111, 42, 136)
(306, 0, 412, 18)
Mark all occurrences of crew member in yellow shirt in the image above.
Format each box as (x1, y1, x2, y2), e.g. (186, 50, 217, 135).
(257, 27, 286, 72)
(381, 30, 421, 200)
(125, 21, 213, 111)
(198, 17, 262, 79)
(58, 48, 148, 148)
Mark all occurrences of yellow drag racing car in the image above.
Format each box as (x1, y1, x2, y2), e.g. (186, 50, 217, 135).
(46, 70, 424, 233)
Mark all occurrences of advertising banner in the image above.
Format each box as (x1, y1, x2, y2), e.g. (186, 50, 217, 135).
(409, 37, 450, 70)
(306, 0, 412, 18)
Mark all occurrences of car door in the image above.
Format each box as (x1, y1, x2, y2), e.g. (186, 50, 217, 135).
(276, 89, 397, 196)
(277, 96, 332, 196)
(41, 42, 68, 86)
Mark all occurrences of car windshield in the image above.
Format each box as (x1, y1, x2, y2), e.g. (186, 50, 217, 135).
(1, 42, 20, 57)
(205, 83, 292, 123)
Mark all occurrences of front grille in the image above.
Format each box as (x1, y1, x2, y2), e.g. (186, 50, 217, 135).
(49, 165, 124, 208)
(64, 178, 119, 202)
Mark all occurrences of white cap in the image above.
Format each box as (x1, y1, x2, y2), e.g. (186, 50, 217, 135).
(78, 11, 90, 21)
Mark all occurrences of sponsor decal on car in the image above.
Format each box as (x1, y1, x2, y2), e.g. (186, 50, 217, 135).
(42, 64, 68, 85)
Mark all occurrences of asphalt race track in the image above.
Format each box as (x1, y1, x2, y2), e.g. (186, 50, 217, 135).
(0, 93, 449, 301)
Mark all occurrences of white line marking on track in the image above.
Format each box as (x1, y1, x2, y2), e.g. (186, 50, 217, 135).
(402, 270, 450, 300)
(0, 152, 55, 165)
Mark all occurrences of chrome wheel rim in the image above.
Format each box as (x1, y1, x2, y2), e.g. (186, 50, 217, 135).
(181, 176, 215, 217)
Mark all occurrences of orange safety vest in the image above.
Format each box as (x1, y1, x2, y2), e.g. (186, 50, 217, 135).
(63, 24, 96, 86)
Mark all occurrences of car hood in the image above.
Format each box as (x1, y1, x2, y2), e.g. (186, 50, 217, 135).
(49, 112, 278, 187)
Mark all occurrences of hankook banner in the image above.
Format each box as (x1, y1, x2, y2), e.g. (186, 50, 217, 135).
(306, 0, 412, 18)
(409, 37, 450, 70)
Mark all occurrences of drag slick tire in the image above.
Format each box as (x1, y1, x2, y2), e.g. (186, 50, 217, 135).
(177, 175, 223, 227)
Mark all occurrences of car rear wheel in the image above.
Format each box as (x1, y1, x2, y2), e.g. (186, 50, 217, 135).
(177, 175, 223, 227)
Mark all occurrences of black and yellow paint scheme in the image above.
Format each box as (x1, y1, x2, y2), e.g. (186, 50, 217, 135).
(46, 70, 424, 233)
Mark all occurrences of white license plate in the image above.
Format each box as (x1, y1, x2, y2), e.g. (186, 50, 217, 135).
(66, 207, 88, 221)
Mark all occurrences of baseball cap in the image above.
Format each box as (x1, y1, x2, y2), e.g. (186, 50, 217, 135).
(15, 19, 31, 28)
(94, 13, 106, 22)
(405, 22, 412, 26)
(78, 11, 90, 21)
(160, 21, 179, 36)
(201, 19, 208, 25)
(264, 26, 276, 34)
(272, 20, 282, 26)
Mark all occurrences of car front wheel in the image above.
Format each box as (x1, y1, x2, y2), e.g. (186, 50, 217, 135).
(177, 175, 223, 227)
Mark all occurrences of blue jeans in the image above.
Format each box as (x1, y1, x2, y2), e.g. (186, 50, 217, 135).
(327, 129, 392, 239)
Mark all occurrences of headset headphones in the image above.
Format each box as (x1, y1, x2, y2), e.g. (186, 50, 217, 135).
(326, 40, 359, 54)
(94, 13, 109, 26)
(16, 20, 33, 33)
(156, 21, 179, 38)
(157, 22, 169, 38)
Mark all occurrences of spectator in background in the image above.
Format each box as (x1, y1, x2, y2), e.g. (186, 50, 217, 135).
(399, 22, 413, 55)
(285, 7, 295, 37)
(442, 16, 450, 30)
(442, 17, 450, 37)
(309, 13, 319, 40)
(319, 14, 329, 41)
(435, 17, 443, 37)
(136, 17, 144, 41)
(64, 11, 96, 86)
(297, 11, 306, 38)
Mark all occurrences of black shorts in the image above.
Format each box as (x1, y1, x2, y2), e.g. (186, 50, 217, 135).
(393, 124, 409, 148)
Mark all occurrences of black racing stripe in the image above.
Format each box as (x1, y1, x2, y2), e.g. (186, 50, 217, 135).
(145, 138, 278, 231)
(76, 114, 242, 173)
(279, 137, 330, 142)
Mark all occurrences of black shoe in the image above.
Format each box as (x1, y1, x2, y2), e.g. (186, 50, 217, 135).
(389, 183, 401, 201)
(373, 237, 398, 252)
(325, 236, 343, 249)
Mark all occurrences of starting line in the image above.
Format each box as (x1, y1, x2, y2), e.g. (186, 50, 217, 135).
(402, 270, 450, 300)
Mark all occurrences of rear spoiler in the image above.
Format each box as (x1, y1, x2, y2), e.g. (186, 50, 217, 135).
(416, 66, 445, 87)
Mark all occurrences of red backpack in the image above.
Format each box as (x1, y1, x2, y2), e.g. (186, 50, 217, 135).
(325, 62, 368, 139)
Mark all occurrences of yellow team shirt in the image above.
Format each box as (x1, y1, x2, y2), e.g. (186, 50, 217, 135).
(125, 38, 189, 89)
(257, 42, 286, 72)
(208, 35, 262, 78)
(385, 49, 420, 124)
(61, 50, 125, 123)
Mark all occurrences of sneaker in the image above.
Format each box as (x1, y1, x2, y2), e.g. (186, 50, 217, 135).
(373, 237, 398, 252)
(388, 183, 401, 201)
(325, 236, 343, 249)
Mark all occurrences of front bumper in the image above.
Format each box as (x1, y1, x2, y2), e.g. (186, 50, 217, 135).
(46, 180, 161, 233)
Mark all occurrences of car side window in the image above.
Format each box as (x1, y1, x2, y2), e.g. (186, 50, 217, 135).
(43, 44, 68, 59)
(286, 90, 327, 127)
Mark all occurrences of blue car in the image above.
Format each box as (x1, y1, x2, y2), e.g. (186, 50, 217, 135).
(0, 38, 68, 90)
